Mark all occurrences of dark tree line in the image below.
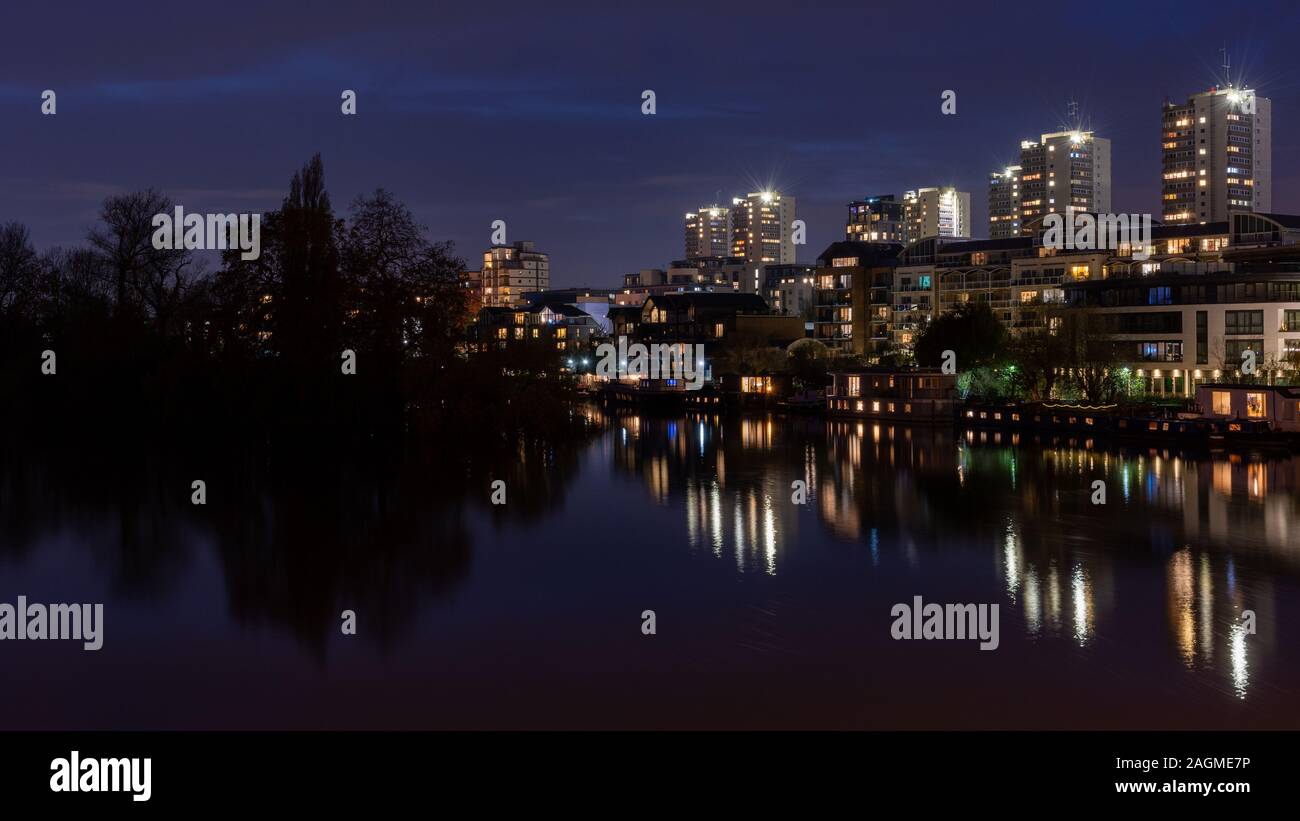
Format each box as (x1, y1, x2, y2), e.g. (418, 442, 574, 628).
(1, 155, 579, 449)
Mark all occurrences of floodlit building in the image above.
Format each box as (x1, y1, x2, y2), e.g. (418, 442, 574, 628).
(988, 166, 1023, 239)
(1162, 86, 1271, 225)
(903, 187, 970, 241)
(730, 191, 797, 265)
(684, 205, 731, 259)
(1015, 130, 1111, 234)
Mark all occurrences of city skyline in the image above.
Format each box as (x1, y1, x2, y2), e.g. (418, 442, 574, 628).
(3, 2, 1300, 289)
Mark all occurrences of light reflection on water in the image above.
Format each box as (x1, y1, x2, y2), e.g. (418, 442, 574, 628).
(607, 408, 1297, 712)
(1, 407, 1298, 729)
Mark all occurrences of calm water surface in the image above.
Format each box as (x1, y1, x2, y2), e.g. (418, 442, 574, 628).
(2, 409, 1298, 729)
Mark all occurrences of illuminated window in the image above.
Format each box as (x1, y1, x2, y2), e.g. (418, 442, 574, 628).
(1246, 392, 1266, 418)
(1070, 264, 1089, 280)
(1212, 391, 1231, 415)
(846, 376, 861, 397)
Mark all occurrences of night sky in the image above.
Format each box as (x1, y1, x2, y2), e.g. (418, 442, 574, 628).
(3, 0, 1300, 287)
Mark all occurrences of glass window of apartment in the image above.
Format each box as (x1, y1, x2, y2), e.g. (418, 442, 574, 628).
(919, 275, 931, 288)
(1165, 342, 1183, 361)
(1140, 342, 1159, 360)
(1272, 282, 1300, 301)
(846, 376, 861, 397)
(1285, 310, 1300, 332)
(1225, 339, 1262, 363)
(1196, 311, 1208, 364)
(1225, 310, 1263, 335)
(1070, 264, 1089, 280)
(1212, 391, 1232, 415)
(1246, 392, 1266, 418)
(714, 322, 724, 338)
(1147, 286, 1172, 305)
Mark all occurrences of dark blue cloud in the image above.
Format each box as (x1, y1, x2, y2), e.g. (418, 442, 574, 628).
(2, 0, 1299, 286)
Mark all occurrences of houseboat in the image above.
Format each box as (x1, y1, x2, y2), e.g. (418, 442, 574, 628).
(960, 402, 1114, 433)
(1195, 383, 1300, 432)
(1194, 383, 1300, 448)
(827, 367, 959, 423)
(599, 377, 692, 409)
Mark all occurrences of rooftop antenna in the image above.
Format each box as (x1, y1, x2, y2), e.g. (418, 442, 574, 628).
(1221, 45, 1232, 87)
(1066, 98, 1079, 130)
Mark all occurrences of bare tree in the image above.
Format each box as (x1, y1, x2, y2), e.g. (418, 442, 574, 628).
(88, 188, 196, 331)
(0, 221, 41, 319)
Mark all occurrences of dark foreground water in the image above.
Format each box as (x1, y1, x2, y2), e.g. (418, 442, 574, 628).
(1, 409, 1298, 729)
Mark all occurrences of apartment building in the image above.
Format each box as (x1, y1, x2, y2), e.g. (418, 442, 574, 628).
(903, 187, 970, 240)
(813, 240, 903, 356)
(1062, 212, 1300, 396)
(846, 194, 906, 242)
(481, 241, 550, 308)
(988, 165, 1022, 239)
(760, 262, 817, 320)
(888, 217, 1256, 352)
(730, 191, 797, 265)
(1162, 86, 1271, 224)
(1015, 130, 1111, 234)
(470, 301, 600, 353)
(684, 205, 731, 259)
